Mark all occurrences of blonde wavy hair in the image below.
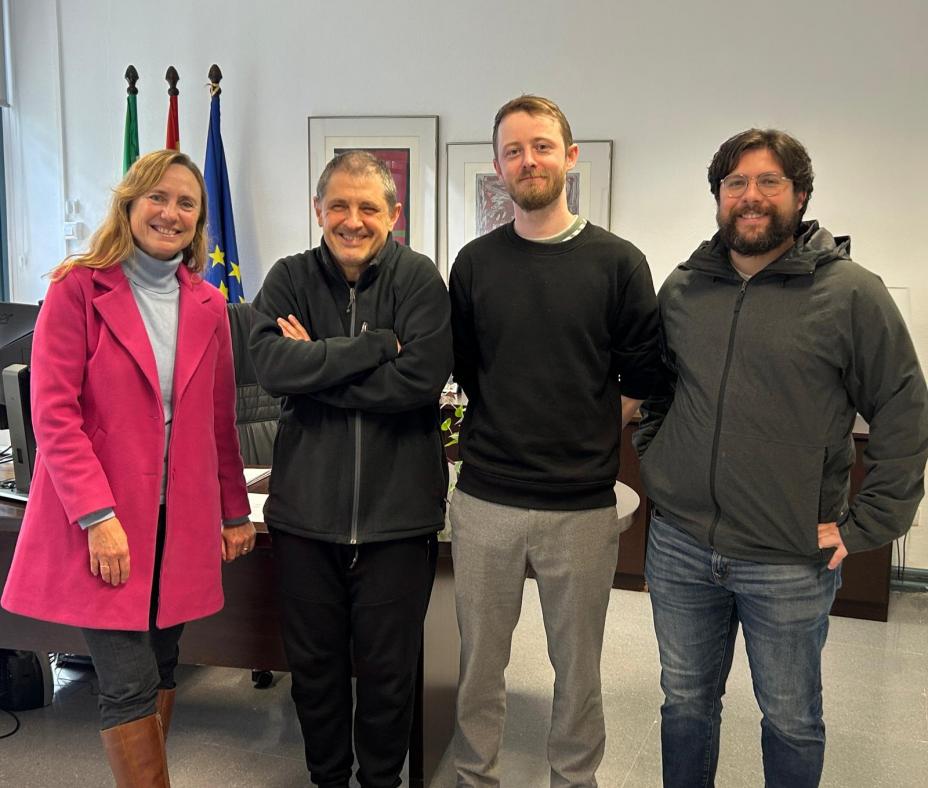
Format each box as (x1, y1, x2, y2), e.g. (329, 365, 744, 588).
(51, 149, 209, 280)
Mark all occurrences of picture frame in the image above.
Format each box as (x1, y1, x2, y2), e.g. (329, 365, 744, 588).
(308, 115, 439, 262)
(445, 140, 614, 267)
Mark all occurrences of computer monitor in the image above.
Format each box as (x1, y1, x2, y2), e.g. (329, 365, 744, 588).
(0, 302, 41, 497)
(0, 302, 40, 429)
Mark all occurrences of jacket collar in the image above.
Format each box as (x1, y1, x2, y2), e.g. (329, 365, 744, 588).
(317, 235, 397, 289)
(172, 267, 217, 405)
(91, 264, 215, 405)
(682, 220, 851, 280)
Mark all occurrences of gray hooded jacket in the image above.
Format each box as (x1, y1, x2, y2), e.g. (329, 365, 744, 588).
(635, 221, 928, 563)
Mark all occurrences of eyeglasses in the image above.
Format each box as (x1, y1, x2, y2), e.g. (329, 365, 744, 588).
(720, 172, 792, 198)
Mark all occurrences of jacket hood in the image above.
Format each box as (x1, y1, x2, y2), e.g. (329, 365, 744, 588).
(682, 220, 851, 279)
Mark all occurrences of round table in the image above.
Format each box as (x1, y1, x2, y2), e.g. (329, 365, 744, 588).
(614, 481, 641, 532)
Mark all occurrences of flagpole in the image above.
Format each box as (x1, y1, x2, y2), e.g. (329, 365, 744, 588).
(203, 64, 245, 303)
(208, 63, 222, 98)
(122, 65, 139, 174)
(165, 66, 180, 151)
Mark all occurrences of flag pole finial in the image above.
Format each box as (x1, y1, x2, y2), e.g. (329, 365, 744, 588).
(165, 66, 180, 96)
(208, 64, 223, 97)
(125, 65, 139, 96)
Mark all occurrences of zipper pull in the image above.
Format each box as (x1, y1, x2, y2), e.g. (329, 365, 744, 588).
(734, 279, 748, 313)
(360, 321, 368, 333)
(346, 287, 356, 314)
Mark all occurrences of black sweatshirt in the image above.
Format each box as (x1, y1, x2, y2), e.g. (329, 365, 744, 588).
(249, 238, 453, 544)
(449, 222, 660, 510)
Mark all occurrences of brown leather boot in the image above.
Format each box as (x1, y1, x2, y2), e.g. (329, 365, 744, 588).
(156, 688, 176, 739)
(100, 713, 170, 787)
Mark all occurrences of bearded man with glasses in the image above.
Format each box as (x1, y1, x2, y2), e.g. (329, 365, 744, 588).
(634, 128, 928, 787)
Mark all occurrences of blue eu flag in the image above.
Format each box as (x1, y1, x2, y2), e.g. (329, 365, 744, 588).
(203, 91, 244, 302)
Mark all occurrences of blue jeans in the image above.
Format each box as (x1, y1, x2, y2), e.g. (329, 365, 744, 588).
(645, 512, 841, 788)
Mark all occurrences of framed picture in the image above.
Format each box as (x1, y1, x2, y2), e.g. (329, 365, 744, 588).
(308, 115, 439, 262)
(445, 140, 613, 267)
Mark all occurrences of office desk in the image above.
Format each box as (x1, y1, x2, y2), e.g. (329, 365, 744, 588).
(0, 480, 458, 787)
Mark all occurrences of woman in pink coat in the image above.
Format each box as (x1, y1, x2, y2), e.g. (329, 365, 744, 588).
(1, 150, 255, 786)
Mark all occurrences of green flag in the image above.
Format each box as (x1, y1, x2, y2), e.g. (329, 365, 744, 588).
(123, 92, 139, 174)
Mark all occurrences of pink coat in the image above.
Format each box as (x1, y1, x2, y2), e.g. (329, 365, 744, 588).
(1, 264, 250, 630)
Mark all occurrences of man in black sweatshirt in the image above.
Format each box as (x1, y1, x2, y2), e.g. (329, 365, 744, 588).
(449, 95, 661, 787)
(250, 151, 452, 788)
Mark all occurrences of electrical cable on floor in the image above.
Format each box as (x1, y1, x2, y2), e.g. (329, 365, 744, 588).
(0, 708, 21, 739)
(0, 652, 95, 743)
(0, 643, 36, 741)
(900, 533, 907, 583)
(892, 530, 928, 593)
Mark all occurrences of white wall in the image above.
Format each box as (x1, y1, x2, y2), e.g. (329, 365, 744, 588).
(5, 0, 928, 562)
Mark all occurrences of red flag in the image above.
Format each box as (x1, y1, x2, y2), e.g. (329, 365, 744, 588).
(166, 95, 179, 150)
(165, 66, 180, 151)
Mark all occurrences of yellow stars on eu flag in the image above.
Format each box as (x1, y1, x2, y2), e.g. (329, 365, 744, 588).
(210, 245, 241, 280)
(207, 244, 245, 302)
(209, 245, 226, 268)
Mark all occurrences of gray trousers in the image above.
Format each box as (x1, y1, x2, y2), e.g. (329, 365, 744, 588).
(451, 490, 621, 788)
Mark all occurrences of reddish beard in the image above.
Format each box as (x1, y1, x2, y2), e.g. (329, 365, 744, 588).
(508, 168, 566, 211)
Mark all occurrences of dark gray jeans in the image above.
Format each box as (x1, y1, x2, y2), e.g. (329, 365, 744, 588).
(81, 505, 184, 729)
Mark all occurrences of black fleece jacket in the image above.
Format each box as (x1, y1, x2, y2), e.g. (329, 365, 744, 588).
(249, 237, 452, 544)
(449, 222, 660, 510)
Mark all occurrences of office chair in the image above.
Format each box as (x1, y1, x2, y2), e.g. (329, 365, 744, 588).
(226, 302, 279, 466)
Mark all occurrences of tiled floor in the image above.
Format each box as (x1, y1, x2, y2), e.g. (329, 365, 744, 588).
(1, 586, 926, 787)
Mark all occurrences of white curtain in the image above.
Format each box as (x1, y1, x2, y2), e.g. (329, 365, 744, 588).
(0, 0, 8, 107)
